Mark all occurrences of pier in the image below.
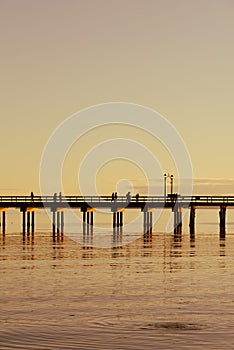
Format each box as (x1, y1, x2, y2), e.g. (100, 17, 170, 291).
(0, 194, 234, 237)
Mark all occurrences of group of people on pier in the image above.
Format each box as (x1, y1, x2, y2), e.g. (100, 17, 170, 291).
(53, 192, 62, 201)
(30, 191, 141, 202)
(31, 191, 63, 202)
(111, 192, 140, 202)
(111, 192, 118, 201)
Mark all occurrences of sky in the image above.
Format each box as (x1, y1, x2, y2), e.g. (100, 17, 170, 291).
(0, 0, 234, 195)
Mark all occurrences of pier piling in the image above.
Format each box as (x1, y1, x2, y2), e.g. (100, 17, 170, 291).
(150, 212, 153, 233)
(219, 206, 226, 237)
(31, 211, 35, 233)
(27, 211, 30, 233)
(61, 211, 64, 233)
(173, 207, 182, 235)
(82, 209, 94, 235)
(143, 211, 153, 234)
(57, 211, 60, 234)
(52, 211, 56, 235)
(120, 211, 123, 227)
(2, 211, 6, 234)
(21, 209, 35, 235)
(22, 210, 26, 234)
(189, 206, 196, 236)
(113, 212, 116, 229)
(113, 210, 123, 229)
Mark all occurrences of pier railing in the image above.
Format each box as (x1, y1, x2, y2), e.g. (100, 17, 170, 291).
(0, 195, 234, 205)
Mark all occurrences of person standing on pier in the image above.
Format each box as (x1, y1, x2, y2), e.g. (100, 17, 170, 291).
(53, 192, 57, 202)
(115, 192, 118, 201)
(31, 192, 34, 201)
(136, 193, 139, 202)
(126, 192, 131, 202)
(111, 192, 115, 201)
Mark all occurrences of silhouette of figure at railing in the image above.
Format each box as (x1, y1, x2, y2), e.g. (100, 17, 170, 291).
(126, 192, 131, 202)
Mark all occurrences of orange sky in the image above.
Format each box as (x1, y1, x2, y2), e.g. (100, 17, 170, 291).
(0, 0, 234, 195)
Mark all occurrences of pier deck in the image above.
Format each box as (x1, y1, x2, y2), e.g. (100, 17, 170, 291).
(1, 194, 234, 209)
(0, 195, 233, 236)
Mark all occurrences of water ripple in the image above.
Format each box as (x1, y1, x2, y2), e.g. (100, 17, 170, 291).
(139, 321, 205, 331)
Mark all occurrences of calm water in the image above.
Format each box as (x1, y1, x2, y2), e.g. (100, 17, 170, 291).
(1, 220, 234, 349)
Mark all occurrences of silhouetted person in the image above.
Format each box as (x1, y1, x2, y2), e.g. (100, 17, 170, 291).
(126, 192, 131, 202)
(31, 192, 34, 202)
(53, 192, 57, 202)
(115, 192, 118, 201)
(111, 192, 115, 201)
(59, 192, 62, 201)
(136, 193, 139, 202)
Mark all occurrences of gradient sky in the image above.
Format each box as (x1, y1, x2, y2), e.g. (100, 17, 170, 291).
(0, 0, 234, 195)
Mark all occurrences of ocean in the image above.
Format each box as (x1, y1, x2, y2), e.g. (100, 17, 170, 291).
(1, 210, 234, 349)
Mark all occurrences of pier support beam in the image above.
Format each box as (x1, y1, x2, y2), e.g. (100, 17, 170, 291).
(82, 209, 95, 235)
(173, 209, 177, 233)
(22, 210, 26, 234)
(113, 210, 124, 230)
(83, 211, 86, 233)
(2, 210, 6, 234)
(143, 210, 153, 247)
(52, 209, 65, 235)
(189, 206, 196, 236)
(173, 207, 182, 235)
(31, 211, 35, 233)
(82, 209, 94, 245)
(52, 211, 56, 235)
(150, 212, 153, 233)
(61, 211, 64, 233)
(146, 211, 149, 232)
(143, 210, 153, 234)
(143, 211, 146, 234)
(113, 212, 116, 229)
(117, 212, 120, 228)
(21, 209, 36, 235)
(120, 212, 123, 227)
(113, 210, 124, 246)
(57, 211, 60, 234)
(219, 206, 226, 238)
(27, 211, 30, 233)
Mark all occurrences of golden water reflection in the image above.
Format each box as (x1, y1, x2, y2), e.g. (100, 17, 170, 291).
(1, 229, 234, 350)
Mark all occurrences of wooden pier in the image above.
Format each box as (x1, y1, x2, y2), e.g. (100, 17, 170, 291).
(0, 194, 234, 237)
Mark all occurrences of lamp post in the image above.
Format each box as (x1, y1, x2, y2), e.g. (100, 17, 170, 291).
(170, 174, 174, 197)
(164, 173, 174, 200)
(164, 173, 167, 200)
